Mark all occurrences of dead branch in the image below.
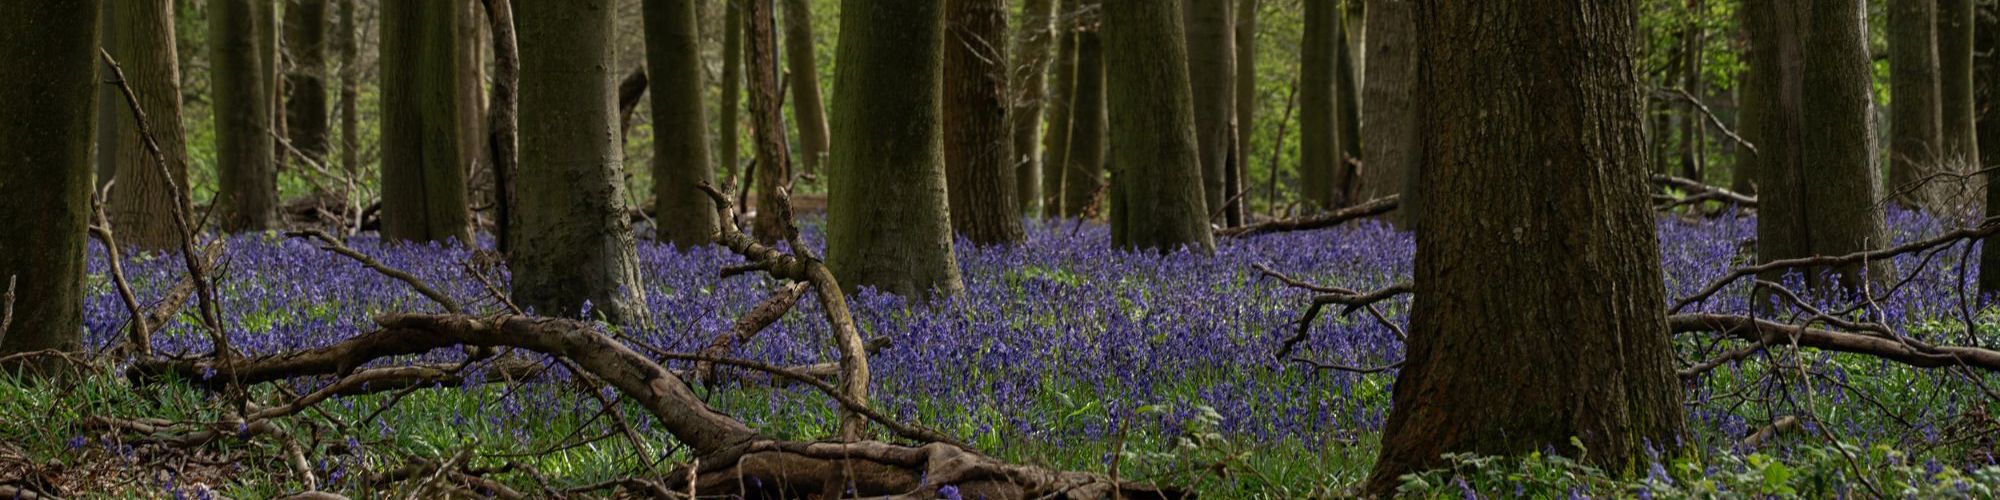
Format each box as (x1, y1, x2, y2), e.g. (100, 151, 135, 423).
(1273, 280, 1414, 360)
(1671, 218, 2000, 313)
(696, 282, 807, 385)
(1650, 87, 1757, 156)
(1650, 174, 1757, 209)
(1217, 195, 1399, 238)
(89, 181, 152, 356)
(286, 229, 464, 314)
(1668, 314, 2000, 372)
(1738, 415, 1801, 450)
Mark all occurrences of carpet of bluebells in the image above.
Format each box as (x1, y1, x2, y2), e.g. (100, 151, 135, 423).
(9, 210, 2000, 497)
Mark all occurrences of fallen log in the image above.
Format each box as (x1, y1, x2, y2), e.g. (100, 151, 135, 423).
(1216, 195, 1398, 237)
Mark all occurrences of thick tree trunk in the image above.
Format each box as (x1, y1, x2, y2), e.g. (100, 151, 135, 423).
(643, 0, 719, 248)
(284, 0, 329, 178)
(1060, 17, 1105, 219)
(1009, 0, 1056, 216)
(1357, 0, 1415, 226)
(379, 0, 472, 244)
(825, 0, 965, 298)
(1332, 11, 1362, 208)
(1940, 0, 1978, 166)
(1040, 0, 1080, 216)
(101, 0, 191, 251)
(720, 0, 743, 182)
(1185, 0, 1234, 225)
(514, 0, 650, 324)
(1731, 4, 1762, 197)
(1102, 0, 1214, 253)
(1230, 0, 1256, 226)
(1890, 0, 1945, 210)
(458, 0, 488, 187)
(945, 0, 1025, 245)
(1364, 1, 1684, 492)
(779, 0, 828, 179)
(1298, 0, 1344, 210)
(0, 0, 98, 370)
(212, 0, 279, 232)
(1747, 1, 1885, 291)
(1980, 0, 2000, 296)
(745, 0, 792, 243)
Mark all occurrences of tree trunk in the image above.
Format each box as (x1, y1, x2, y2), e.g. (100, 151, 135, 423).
(1747, 0, 1885, 291)
(284, 0, 329, 179)
(779, 0, 828, 179)
(101, 0, 191, 251)
(458, 0, 488, 189)
(1009, 0, 1056, 217)
(1040, 0, 1080, 216)
(0, 0, 98, 371)
(212, 0, 279, 232)
(1731, 4, 1762, 197)
(720, 0, 743, 182)
(945, 0, 1025, 245)
(1980, 0, 2000, 295)
(379, 0, 472, 244)
(643, 0, 719, 248)
(1102, 0, 1214, 253)
(337, 0, 358, 179)
(1890, 0, 1945, 210)
(1678, 1, 1706, 182)
(487, 0, 519, 253)
(1230, 0, 1255, 226)
(1298, 0, 1344, 210)
(1185, 0, 1234, 225)
(745, 0, 792, 243)
(514, 0, 650, 324)
(1364, 1, 1684, 492)
(825, 0, 965, 298)
(1357, 0, 1415, 225)
(1060, 15, 1105, 219)
(1333, 10, 1362, 207)
(1940, 0, 1978, 166)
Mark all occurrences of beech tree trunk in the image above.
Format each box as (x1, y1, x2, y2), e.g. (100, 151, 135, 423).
(1009, 0, 1056, 216)
(745, 0, 792, 243)
(515, 0, 650, 324)
(825, 0, 965, 298)
(487, 0, 519, 253)
(779, 0, 828, 179)
(101, 0, 191, 250)
(643, 0, 719, 247)
(0, 0, 98, 370)
(284, 0, 329, 178)
(1298, 0, 1345, 210)
(379, 0, 472, 244)
(1364, 1, 1684, 492)
(1890, 0, 1945, 210)
(1059, 14, 1105, 219)
(1332, 10, 1362, 206)
(1357, 0, 1415, 226)
(1185, 0, 1234, 225)
(1731, 4, 1763, 197)
(337, 0, 359, 179)
(1230, 0, 1256, 226)
(1040, 0, 1080, 215)
(1940, 0, 1978, 165)
(719, 0, 743, 182)
(944, 0, 1025, 245)
(1102, 0, 1214, 253)
(212, 0, 279, 232)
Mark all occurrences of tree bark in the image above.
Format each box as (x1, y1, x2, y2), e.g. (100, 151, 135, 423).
(1889, 0, 1945, 210)
(1102, 0, 1214, 253)
(337, 0, 359, 179)
(1332, 10, 1362, 208)
(101, 0, 191, 250)
(1747, 0, 1885, 291)
(1980, 0, 2000, 296)
(1185, 0, 1234, 225)
(1040, 0, 1080, 216)
(1731, 4, 1762, 197)
(284, 0, 329, 179)
(1298, 0, 1345, 210)
(1230, 0, 1256, 226)
(745, 0, 792, 243)
(825, 0, 965, 298)
(720, 0, 744, 182)
(0, 0, 98, 370)
(779, 0, 828, 179)
(1357, 0, 1415, 227)
(1365, 1, 1684, 492)
(379, 0, 472, 244)
(1009, 0, 1056, 216)
(458, 0, 488, 189)
(643, 0, 719, 248)
(945, 0, 1025, 245)
(1678, 1, 1706, 182)
(212, 0, 279, 232)
(514, 0, 650, 324)
(1059, 15, 1105, 219)
(486, 0, 519, 253)
(1940, 0, 1978, 165)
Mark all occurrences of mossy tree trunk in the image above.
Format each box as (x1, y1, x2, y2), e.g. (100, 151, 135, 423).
(825, 0, 965, 298)
(1364, 1, 1684, 493)
(514, 0, 650, 324)
(643, 0, 719, 248)
(1185, 0, 1234, 226)
(212, 0, 279, 232)
(719, 0, 743, 182)
(0, 0, 99, 369)
(100, 0, 192, 251)
(284, 0, 329, 181)
(745, 0, 792, 243)
(1357, 0, 1416, 225)
(1298, 0, 1345, 210)
(379, 0, 472, 244)
(1940, 0, 1978, 165)
(1009, 0, 1056, 217)
(779, 0, 828, 179)
(1889, 0, 1944, 210)
(1102, 0, 1214, 253)
(945, 0, 1025, 244)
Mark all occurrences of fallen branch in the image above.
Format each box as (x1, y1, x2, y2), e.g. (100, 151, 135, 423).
(1650, 174, 1757, 210)
(1218, 195, 1398, 238)
(1671, 218, 2000, 313)
(286, 229, 464, 314)
(1668, 314, 2000, 372)
(1738, 415, 1801, 450)
(695, 282, 807, 385)
(89, 181, 152, 357)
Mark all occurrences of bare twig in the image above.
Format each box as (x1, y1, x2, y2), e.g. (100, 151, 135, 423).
(1651, 87, 1756, 155)
(286, 229, 464, 314)
(89, 181, 153, 357)
(1671, 217, 2000, 313)
(1218, 195, 1399, 237)
(1650, 174, 1757, 209)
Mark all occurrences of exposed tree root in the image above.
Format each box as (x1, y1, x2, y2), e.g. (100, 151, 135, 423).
(1215, 195, 1398, 238)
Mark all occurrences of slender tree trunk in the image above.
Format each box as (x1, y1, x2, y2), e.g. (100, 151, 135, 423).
(0, 0, 97, 371)
(514, 0, 649, 324)
(720, 0, 744, 182)
(1940, 0, 1978, 166)
(379, 0, 471, 244)
(1747, 0, 1885, 291)
(944, 0, 1024, 244)
(644, 0, 718, 247)
(745, 0, 792, 243)
(265, 0, 283, 172)
(779, 0, 828, 179)
(1298, 0, 1344, 210)
(826, 0, 965, 298)
(1357, 0, 1415, 225)
(101, 0, 191, 250)
(1060, 17, 1105, 219)
(1230, 0, 1256, 226)
(1009, 0, 1056, 217)
(1979, 0, 2000, 295)
(459, 0, 488, 186)
(1890, 0, 1944, 210)
(1040, 0, 1080, 216)
(1732, 5, 1762, 197)
(213, 0, 279, 232)
(1678, 0, 1706, 182)
(337, 0, 359, 179)
(1364, 1, 1683, 492)
(487, 0, 519, 253)
(1185, 0, 1234, 225)
(284, 0, 329, 179)
(1332, 10, 1362, 207)
(1102, 0, 1214, 253)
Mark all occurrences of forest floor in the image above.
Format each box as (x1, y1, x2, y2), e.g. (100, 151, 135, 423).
(5, 212, 2000, 498)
